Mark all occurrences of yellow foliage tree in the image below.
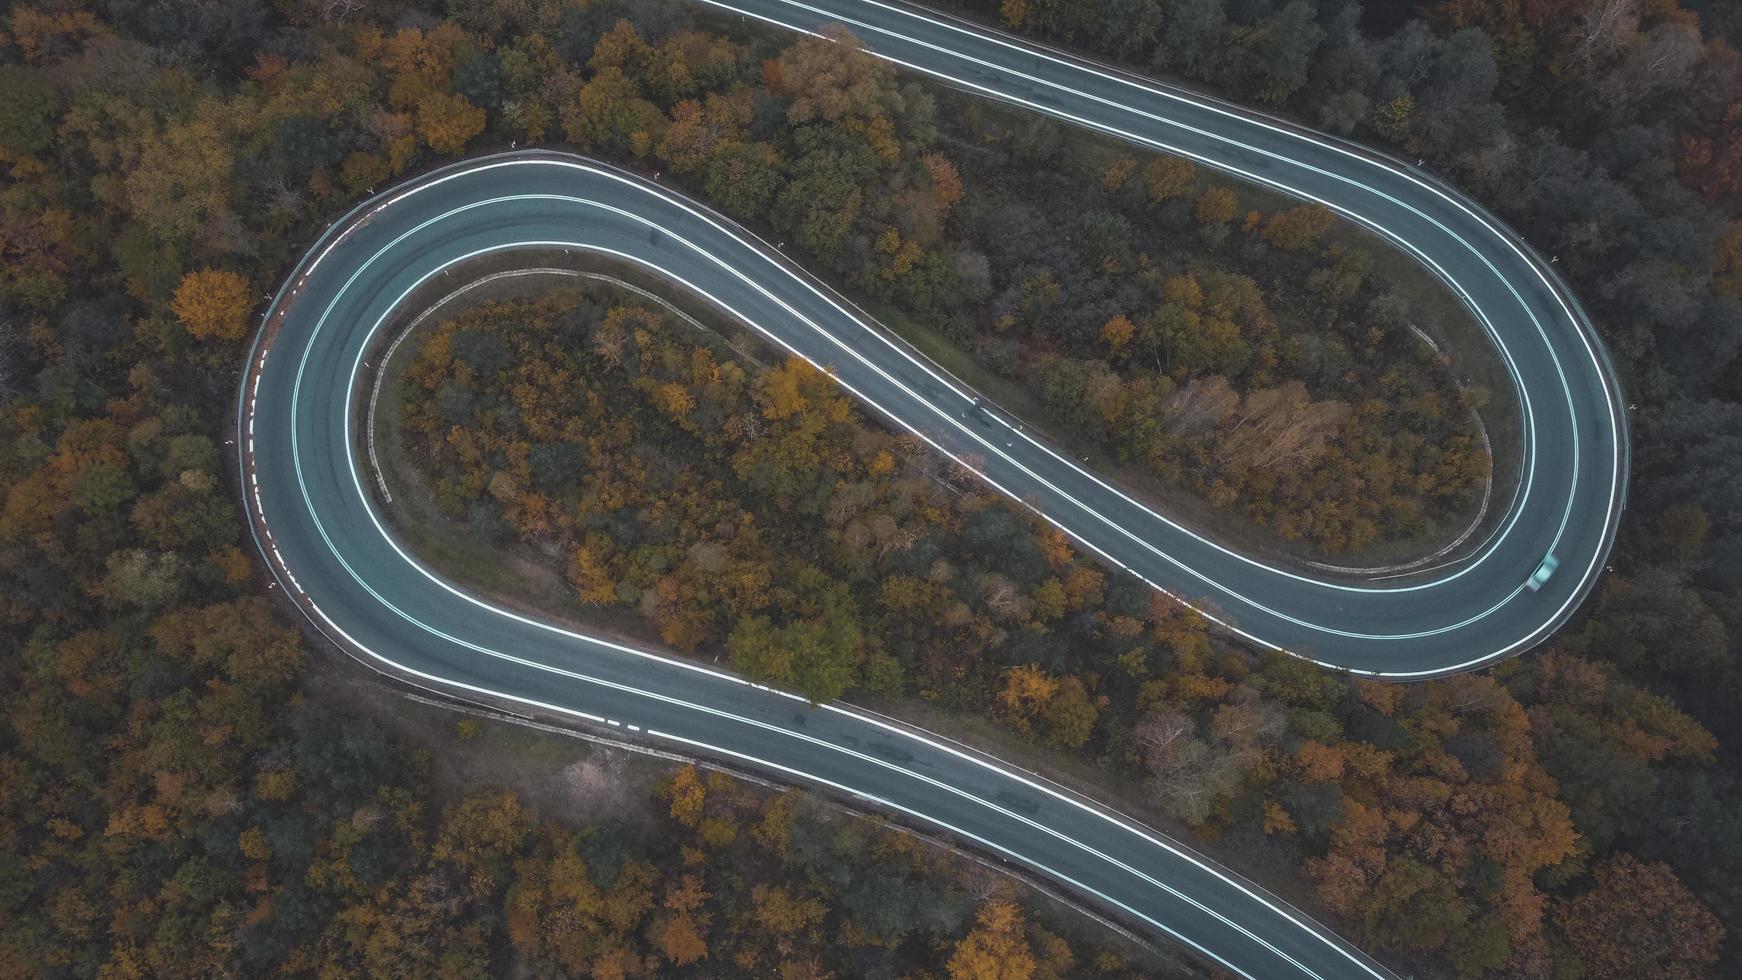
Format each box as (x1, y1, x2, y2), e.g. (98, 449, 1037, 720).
(1162, 274, 1204, 307)
(1263, 799, 1297, 835)
(660, 913, 709, 966)
(1143, 156, 1196, 201)
(948, 901, 1037, 980)
(1195, 186, 1239, 225)
(653, 381, 696, 422)
(590, 18, 649, 71)
(1262, 204, 1336, 250)
(171, 269, 252, 341)
(1099, 314, 1135, 354)
(752, 884, 827, 935)
(237, 825, 271, 861)
(417, 91, 486, 155)
(999, 665, 1058, 728)
(666, 765, 706, 827)
(570, 535, 618, 606)
(760, 358, 816, 421)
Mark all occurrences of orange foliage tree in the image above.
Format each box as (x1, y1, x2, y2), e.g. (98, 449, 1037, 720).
(1554, 854, 1723, 979)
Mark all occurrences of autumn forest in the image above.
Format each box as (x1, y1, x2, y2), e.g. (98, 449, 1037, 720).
(2, 0, 1741, 977)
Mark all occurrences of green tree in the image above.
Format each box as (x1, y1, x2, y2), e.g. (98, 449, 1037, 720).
(0, 64, 58, 155)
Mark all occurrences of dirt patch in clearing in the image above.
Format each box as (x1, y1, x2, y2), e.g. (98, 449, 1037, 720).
(301, 665, 668, 826)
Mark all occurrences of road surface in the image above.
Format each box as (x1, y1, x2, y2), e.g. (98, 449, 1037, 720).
(236, 2, 1627, 976)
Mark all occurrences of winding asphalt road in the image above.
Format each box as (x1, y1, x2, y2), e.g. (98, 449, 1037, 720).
(236, 2, 1627, 976)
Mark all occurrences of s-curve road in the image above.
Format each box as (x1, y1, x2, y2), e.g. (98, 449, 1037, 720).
(237, 3, 1625, 977)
